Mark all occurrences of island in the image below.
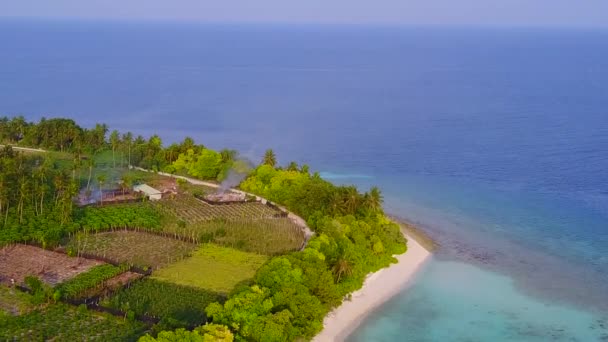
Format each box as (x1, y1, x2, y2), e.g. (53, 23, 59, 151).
(0, 116, 432, 341)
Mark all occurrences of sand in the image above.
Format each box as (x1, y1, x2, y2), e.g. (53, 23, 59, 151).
(313, 232, 432, 342)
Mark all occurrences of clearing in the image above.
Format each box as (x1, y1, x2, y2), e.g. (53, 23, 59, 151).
(0, 244, 103, 286)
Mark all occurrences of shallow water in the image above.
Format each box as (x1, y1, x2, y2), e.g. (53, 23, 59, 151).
(1, 20, 607, 340)
(350, 260, 608, 342)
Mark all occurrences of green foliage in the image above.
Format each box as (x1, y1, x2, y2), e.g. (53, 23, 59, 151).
(0, 302, 147, 341)
(240, 165, 385, 226)
(138, 324, 234, 342)
(24, 276, 54, 304)
(0, 286, 35, 316)
(55, 264, 128, 300)
(152, 244, 268, 294)
(76, 204, 162, 232)
(172, 148, 229, 181)
(104, 279, 222, 329)
(0, 148, 79, 247)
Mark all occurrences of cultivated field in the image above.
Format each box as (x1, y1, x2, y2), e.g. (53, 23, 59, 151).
(103, 278, 221, 328)
(152, 244, 268, 294)
(154, 195, 306, 254)
(170, 218, 305, 255)
(67, 231, 197, 268)
(157, 195, 280, 222)
(0, 244, 103, 286)
(0, 302, 147, 341)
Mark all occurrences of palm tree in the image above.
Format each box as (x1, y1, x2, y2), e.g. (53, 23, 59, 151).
(97, 174, 106, 205)
(262, 149, 276, 167)
(344, 186, 360, 214)
(122, 132, 133, 168)
(332, 257, 353, 283)
(366, 186, 383, 213)
(287, 161, 298, 171)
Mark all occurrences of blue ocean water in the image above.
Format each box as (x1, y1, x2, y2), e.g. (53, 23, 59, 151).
(1, 19, 607, 340)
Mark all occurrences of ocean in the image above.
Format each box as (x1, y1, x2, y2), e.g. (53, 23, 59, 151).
(1, 19, 607, 341)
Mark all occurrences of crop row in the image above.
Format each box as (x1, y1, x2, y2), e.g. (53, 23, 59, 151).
(166, 218, 306, 255)
(155, 196, 279, 224)
(101, 278, 222, 330)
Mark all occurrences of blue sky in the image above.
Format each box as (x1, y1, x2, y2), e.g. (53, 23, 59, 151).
(1, 0, 607, 28)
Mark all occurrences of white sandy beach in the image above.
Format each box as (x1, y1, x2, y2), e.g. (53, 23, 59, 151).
(313, 232, 432, 342)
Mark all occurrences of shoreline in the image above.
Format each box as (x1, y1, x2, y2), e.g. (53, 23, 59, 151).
(313, 225, 432, 341)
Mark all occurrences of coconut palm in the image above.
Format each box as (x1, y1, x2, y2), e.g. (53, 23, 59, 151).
(366, 186, 383, 213)
(262, 149, 276, 167)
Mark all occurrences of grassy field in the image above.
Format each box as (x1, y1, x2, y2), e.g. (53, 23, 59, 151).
(67, 231, 197, 268)
(0, 302, 147, 341)
(102, 278, 221, 329)
(152, 244, 268, 294)
(0, 286, 35, 316)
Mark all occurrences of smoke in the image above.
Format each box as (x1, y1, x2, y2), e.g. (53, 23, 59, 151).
(218, 169, 247, 193)
(218, 156, 254, 193)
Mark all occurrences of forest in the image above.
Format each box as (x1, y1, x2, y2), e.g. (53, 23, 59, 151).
(0, 115, 407, 341)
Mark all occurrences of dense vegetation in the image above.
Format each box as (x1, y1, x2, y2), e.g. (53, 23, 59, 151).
(55, 263, 129, 300)
(0, 146, 80, 247)
(139, 324, 234, 342)
(103, 278, 222, 331)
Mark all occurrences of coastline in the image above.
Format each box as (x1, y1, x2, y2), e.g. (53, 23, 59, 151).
(313, 226, 432, 342)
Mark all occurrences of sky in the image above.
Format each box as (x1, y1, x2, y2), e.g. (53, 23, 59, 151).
(1, 0, 608, 28)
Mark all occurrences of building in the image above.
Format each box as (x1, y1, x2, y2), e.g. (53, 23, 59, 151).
(133, 184, 162, 201)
